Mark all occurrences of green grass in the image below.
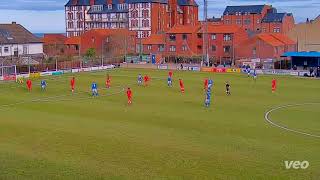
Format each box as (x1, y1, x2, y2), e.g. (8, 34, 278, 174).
(0, 68, 320, 180)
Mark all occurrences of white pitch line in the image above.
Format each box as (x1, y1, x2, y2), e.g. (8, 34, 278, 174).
(264, 102, 320, 139)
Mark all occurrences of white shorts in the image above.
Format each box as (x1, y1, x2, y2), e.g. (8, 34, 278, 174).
(92, 89, 98, 93)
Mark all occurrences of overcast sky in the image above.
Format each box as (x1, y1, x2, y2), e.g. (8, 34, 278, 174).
(0, 0, 319, 33)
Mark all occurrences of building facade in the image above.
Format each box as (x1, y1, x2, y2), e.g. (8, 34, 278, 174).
(0, 22, 43, 58)
(65, 0, 199, 38)
(288, 15, 320, 52)
(221, 5, 294, 34)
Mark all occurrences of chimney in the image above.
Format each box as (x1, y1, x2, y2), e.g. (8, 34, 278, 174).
(12, 22, 16, 24)
(90, 0, 95, 5)
(72, 0, 77, 5)
(107, 0, 112, 4)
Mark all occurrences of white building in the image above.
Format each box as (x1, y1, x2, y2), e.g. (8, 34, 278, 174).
(0, 22, 43, 58)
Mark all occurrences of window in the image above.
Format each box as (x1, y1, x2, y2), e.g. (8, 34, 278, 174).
(262, 28, 266, 32)
(4, 47, 9, 53)
(211, 45, 216, 51)
(147, 45, 152, 50)
(158, 44, 165, 52)
(142, 10, 149, 18)
(23, 46, 28, 54)
(211, 34, 216, 40)
(169, 34, 176, 41)
(223, 46, 231, 53)
(197, 33, 202, 39)
(273, 28, 280, 33)
(142, 31, 148, 38)
(142, 3, 149, 8)
(223, 34, 232, 41)
(182, 45, 187, 51)
(169, 45, 176, 52)
(225, 19, 230, 24)
(0, 47, 1, 54)
(257, 19, 260, 24)
(236, 19, 241, 25)
(68, 22, 73, 28)
(252, 47, 256, 56)
(182, 34, 187, 40)
(132, 10, 138, 18)
(244, 19, 251, 25)
(108, 4, 112, 9)
(142, 20, 149, 27)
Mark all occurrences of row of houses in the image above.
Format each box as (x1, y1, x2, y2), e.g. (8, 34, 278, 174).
(43, 23, 296, 65)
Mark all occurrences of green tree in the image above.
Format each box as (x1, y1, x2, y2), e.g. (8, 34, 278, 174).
(85, 48, 96, 60)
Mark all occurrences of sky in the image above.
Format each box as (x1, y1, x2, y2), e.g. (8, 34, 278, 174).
(0, 0, 319, 33)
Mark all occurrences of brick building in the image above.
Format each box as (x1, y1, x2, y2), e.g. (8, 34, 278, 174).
(236, 33, 296, 60)
(65, 0, 199, 38)
(142, 24, 248, 64)
(65, 29, 136, 58)
(42, 34, 67, 57)
(221, 5, 294, 34)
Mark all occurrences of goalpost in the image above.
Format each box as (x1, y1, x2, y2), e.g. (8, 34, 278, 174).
(0, 65, 17, 82)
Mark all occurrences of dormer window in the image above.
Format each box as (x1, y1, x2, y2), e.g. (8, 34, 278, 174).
(92, 5, 103, 12)
(108, 4, 112, 9)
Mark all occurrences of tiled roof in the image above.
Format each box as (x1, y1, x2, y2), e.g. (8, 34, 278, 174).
(0, 23, 42, 44)
(65, 36, 81, 45)
(223, 5, 266, 15)
(270, 34, 296, 45)
(42, 34, 66, 45)
(167, 25, 201, 34)
(204, 25, 241, 33)
(66, 0, 168, 6)
(142, 34, 165, 44)
(262, 13, 288, 23)
(257, 33, 295, 47)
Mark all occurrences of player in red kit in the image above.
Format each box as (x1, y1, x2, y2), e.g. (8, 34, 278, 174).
(272, 78, 277, 93)
(204, 78, 208, 90)
(26, 79, 32, 92)
(70, 77, 75, 92)
(179, 79, 185, 93)
(126, 87, 132, 105)
(144, 75, 149, 86)
(168, 71, 173, 78)
(106, 74, 111, 88)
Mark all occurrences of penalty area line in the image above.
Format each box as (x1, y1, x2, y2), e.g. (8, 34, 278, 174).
(264, 102, 320, 139)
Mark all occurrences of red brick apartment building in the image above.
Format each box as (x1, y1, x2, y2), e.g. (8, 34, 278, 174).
(221, 5, 294, 34)
(142, 24, 248, 63)
(65, 0, 199, 38)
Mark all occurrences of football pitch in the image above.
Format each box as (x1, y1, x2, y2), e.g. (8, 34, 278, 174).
(0, 68, 319, 179)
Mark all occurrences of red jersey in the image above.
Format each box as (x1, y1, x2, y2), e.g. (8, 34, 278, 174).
(179, 80, 184, 88)
(126, 89, 132, 98)
(144, 76, 149, 82)
(169, 71, 173, 77)
(204, 79, 208, 88)
(272, 79, 276, 87)
(27, 80, 32, 87)
(71, 78, 75, 86)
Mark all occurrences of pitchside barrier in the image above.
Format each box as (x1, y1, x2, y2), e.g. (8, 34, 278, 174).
(242, 69, 310, 77)
(201, 67, 241, 73)
(8, 65, 115, 82)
